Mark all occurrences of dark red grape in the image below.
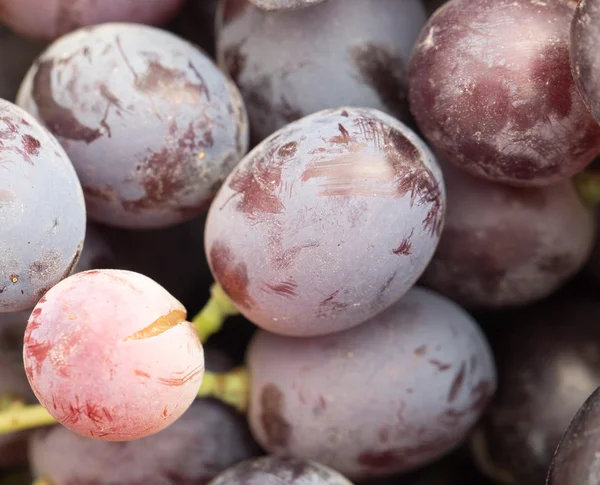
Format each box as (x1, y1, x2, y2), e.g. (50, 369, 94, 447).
(472, 298, 600, 485)
(247, 287, 495, 479)
(421, 160, 595, 309)
(0, 0, 185, 41)
(217, 0, 426, 143)
(248, 0, 327, 10)
(547, 386, 600, 485)
(205, 107, 445, 337)
(29, 398, 260, 484)
(23, 270, 204, 441)
(207, 456, 353, 485)
(571, 0, 600, 125)
(408, 0, 600, 187)
(0, 99, 86, 313)
(16, 23, 248, 229)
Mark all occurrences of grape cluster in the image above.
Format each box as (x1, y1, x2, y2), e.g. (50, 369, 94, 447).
(0, 1, 599, 485)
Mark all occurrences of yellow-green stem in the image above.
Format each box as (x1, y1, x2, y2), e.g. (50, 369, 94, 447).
(469, 428, 516, 485)
(198, 368, 250, 413)
(573, 170, 600, 209)
(31, 479, 53, 485)
(193, 283, 239, 343)
(0, 403, 56, 435)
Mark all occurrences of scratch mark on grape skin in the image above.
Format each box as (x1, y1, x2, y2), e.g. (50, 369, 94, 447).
(158, 365, 204, 387)
(262, 279, 298, 298)
(122, 309, 187, 342)
(135, 370, 151, 378)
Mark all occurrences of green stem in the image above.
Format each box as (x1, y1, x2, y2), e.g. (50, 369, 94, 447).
(192, 283, 239, 343)
(469, 427, 516, 485)
(0, 403, 57, 434)
(31, 479, 53, 485)
(573, 170, 600, 209)
(198, 368, 250, 413)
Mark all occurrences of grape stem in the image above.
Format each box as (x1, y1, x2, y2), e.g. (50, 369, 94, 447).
(573, 170, 600, 208)
(197, 367, 250, 413)
(0, 368, 250, 435)
(192, 283, 239, 343)
(31, 479, 53, 485)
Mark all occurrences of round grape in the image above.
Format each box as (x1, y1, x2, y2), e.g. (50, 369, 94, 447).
(23, 269, 204, 441)
(16, 23, 248, 229)
(421, 160, 595, 308)
(205, 107, 445, 337)
(0, 0, 185, 41)
(571, 0, 600, 125)
(247, 287, 496, 479)
(0, 99, 86, 313)
(208, 456, 354, 485)
(29, 398, 260, 484)
(408, 0, 600, 187)
(217, 0, 426, 143)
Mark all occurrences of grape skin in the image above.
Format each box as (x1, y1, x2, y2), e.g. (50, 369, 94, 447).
(571, 0, 600, 124)
(16, 23, 249, 229)
(29, 399, 260, 485)
(408, 0, 600, 187)
(217, 0, 426, 143)
(246, 287, 496, 479)
(23, 269, 204, 441)
(208, 456, 354, 485)
(0, 99, 86, 313)
(248, 0, 327, 11)
(0, 0, 185, 41)
(421, 160, 595, 309)
(205, 107, 445, 337)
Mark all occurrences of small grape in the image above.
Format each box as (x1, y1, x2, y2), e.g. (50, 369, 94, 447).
(217, 0, 426, 143)
(29, 398, 260, 484)
(207, 456, 354, 485)
(16, 23, 248, 229)
(571, 0, 600, 125)
(408, 0, 600, 186)
(547, 386, 600, 485)
(0, 0, 185, 41)
(23, 269, 204, 441)
(473, 298, 600, 485)
(205, 107, 445, 337)
(247, 287, 496, 479)
(248, 0, 327, 10)
(0, 99, 86, 313)
(421, 160, 595, 308)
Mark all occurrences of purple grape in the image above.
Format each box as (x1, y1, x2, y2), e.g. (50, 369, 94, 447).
(217, 0, 426, 143)
(205, 107, 445, 337)
(473, 298, 600, 485)
(248, 0, 327, 10)
(421, 160, 595, 309)
(207, 456, 354, 485)
(29, 398, 260, 484)
(408, 0, 600, 187)
(571, 0, 600, 125)
(16, 23, 249, 229)
(0, 0, 185, 41)
(0, 99, 86, 313)
(246, 287, 496, 479)
(547, 386, 600, 485)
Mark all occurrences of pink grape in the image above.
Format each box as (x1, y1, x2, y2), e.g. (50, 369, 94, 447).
(22, 269, 204, 441)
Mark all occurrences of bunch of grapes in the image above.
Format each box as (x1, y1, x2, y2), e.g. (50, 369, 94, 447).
(1, 0, 600, 484)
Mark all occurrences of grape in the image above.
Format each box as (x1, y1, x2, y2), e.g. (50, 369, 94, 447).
(205, 107, 445, 337)
(246, 287, 496, 479)
(248, 0, 327, 10)
(473, 298, 600, 485)
(22, 269, 204, 441)
(0, 350, 36, 468)
(0, 26, 44, 103)
(29, 397, 260, 484)
(571, 0, 600, 125)
(547, 386, 600, 485)
(420, 160, 595, 309)
(408, 0, 600, 187)
(208, 456, 354, 485)
(216, 0, 426, 143)
(16, 23, 249, 229)
(0, 0, 185, 41)
(0, 99, 86, 313)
